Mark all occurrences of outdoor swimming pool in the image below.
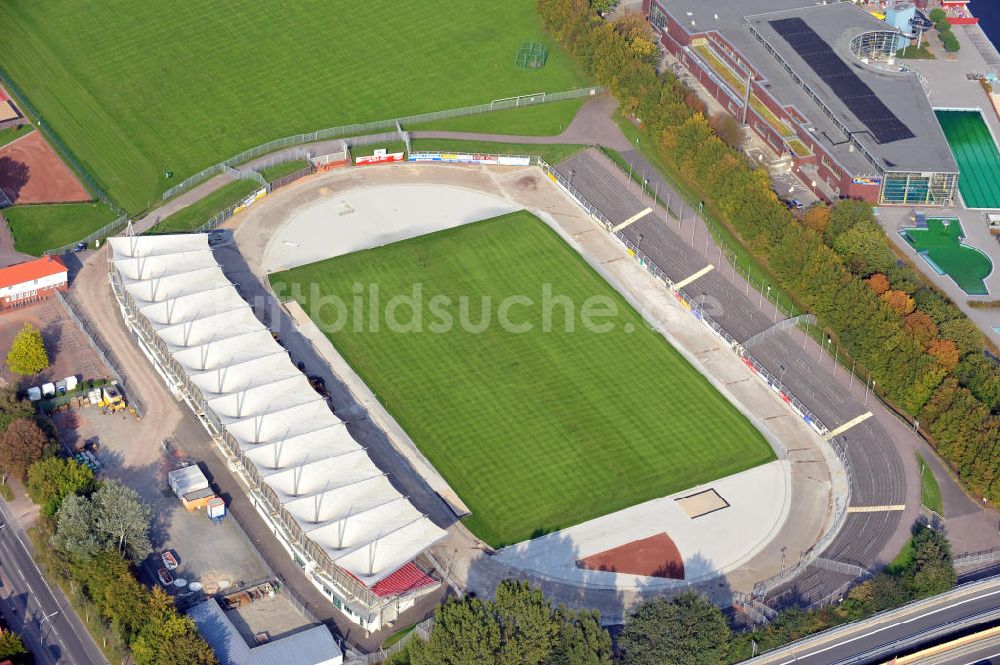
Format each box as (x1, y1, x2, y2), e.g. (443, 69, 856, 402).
(935, 109, 1000, 209)
(900, 218, 992, 295)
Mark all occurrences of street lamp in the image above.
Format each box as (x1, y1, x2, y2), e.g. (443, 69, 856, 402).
(778, 363, 787, 394)
(636, 233, 644, 255)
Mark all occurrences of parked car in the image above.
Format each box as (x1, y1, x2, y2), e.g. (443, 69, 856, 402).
(782, 198, 804, 210)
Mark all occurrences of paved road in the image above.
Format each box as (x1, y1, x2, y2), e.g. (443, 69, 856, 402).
(928, 634, 1000, 665)
(0, 501, 106, 665)
(743, 576, 1000, 664)
(557, 148, 909, 605)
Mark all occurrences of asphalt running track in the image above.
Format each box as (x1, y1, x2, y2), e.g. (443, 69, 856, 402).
(556, 149, 906, 607)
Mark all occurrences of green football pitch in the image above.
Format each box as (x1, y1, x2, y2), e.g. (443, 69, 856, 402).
(0, 1, 586, 213)
(902, 218, 992, 295)
(271, 212, 775, 547)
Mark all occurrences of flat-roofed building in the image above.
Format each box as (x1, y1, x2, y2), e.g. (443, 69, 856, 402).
(645, 0, 959, 205)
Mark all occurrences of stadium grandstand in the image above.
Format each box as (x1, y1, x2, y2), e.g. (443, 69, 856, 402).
(108, 233, 446, 633)
(644, 0, 959, 205)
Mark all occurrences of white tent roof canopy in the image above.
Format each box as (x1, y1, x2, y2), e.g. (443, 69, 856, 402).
(109, 234, 209, 258)
(157, 308, 268, 351)
(110, 233, 445, 586)
(191, 353, 302, 396)
(114, 250, 220, 281)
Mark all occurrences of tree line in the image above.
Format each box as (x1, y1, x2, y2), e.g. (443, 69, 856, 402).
(402, 524, 954, 664)
(536, 0, 999, 503)
(0, 387, 217, 665)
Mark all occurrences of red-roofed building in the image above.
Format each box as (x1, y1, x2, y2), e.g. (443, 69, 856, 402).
(0, 256, 67, 310)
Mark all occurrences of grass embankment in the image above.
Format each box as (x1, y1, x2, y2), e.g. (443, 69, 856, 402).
(257, 159, 312, 183)
(150, 179, 258, 233)
(0, 1, 588, 211)
(5, 202, 120, 255)
(272, 212, 774, 547)
(918, 453, 945, 516)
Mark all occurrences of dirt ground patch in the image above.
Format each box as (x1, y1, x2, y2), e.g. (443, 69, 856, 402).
(576, 533, 685, 579)
(0, 299, 106, 388)
(0, 131, 90, 204)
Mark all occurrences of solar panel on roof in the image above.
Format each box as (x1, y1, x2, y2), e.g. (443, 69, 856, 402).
(768, 17, 914, 143)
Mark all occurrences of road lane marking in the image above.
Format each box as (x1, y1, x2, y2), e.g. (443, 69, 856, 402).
(766, 588, 1000, 662)
(673, 264, 715, 290)
(610, 207, 652, 232)
(823, 411, 872, 440)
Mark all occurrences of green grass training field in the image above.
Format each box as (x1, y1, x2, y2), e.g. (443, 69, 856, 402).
(902, 218, 992, 295)
(0, 0, 586, 213)
(272, 212, 774, 546)
(5, 202, 120, 256)
(935, 110, 1000, 209)
(150, 180, 259, 234)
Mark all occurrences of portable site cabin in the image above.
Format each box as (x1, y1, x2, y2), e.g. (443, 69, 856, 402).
(168, 464, 210, 499)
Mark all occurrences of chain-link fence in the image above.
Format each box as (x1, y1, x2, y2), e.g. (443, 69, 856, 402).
(43, 212, 130, 256)
(162, 87, 602, 201)
(54, 289, 145, 417)
(0, 67, 125, 217)
(344, 617, 434, 665)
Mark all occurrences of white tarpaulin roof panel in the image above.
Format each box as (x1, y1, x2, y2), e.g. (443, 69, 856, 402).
(139, 287, 246, 327)
(206, 376, 321, 420)
(172, 330, 279, 373)
(241, 426, 362, 471)
(283, 475, 402, 527)
(224, 401, 342, 445)
(125, 266, 232, 303)
(335, 518, 449, 585)
(114, 251, 220, 281)
(190, 353, 301, 396)
(110, 233, 444, 587)
(110, 234, 208, 259)
(263, 451, 385, 500)
(157, 308, 268, 351)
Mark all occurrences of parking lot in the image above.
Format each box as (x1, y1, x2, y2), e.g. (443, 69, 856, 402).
(50, 404, 270, 594)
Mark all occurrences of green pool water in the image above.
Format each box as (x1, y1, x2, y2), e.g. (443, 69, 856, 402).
(935, 109, 1000, 209)
(901, 218, 992, 295)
